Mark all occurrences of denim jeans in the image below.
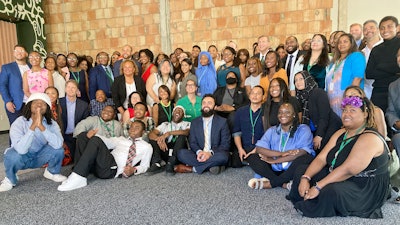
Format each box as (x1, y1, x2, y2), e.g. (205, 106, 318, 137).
(4, 145, 64, 185)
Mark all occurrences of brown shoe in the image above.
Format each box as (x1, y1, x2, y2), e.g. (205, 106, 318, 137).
(174, 164, 193, 173)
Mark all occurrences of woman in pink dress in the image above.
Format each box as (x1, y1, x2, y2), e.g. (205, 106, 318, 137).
(23, 51, 54, 99)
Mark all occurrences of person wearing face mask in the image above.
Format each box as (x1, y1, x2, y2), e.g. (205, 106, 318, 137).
(213, 71, 249, 129)
(176, 94, 230, 174)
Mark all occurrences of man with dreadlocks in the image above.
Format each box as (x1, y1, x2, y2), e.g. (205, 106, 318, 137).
(0, 93, 66, 192)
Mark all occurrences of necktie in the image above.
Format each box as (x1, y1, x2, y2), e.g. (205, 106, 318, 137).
(105, 67, 114, 84)
(122, 140, 136, 177)
(286, 55, 293, 78)
(260, 55, 265, 65)
(204, 120, 210, 151)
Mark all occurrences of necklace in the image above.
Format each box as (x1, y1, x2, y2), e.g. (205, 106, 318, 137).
(71, 71, 80, 84)
(329, 124, 366, 172)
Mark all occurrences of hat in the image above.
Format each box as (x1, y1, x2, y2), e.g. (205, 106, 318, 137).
(26, 93, 51, 108)
(173, 105, 186, 115)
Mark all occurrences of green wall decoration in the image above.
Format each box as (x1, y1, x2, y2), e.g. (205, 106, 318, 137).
(0, 0, 46, 56)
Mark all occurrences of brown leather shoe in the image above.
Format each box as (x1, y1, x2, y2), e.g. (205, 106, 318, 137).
(174, 164, 193, 173)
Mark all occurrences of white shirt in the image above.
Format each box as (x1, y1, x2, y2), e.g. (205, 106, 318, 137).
(245, 73, 261, 88)
(52, 71, 66, 98)
(362, 39, 384, 99)
(97, 136, 153, 176)
(156, 120, 191, 143)
(124, 82, 137, 109)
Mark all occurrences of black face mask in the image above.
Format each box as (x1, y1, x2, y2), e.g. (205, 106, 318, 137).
(226, 77, 237, 85)
(201, 108, 214, 117)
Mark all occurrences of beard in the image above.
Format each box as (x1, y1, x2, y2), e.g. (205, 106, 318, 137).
(201, 108, 214, 117)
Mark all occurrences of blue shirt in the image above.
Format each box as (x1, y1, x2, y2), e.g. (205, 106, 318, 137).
(232, 105, 264, 149)
(89, 98, 114, 116)
(8, 116, 63, 154)
(65, 98, 76, 134)
(256, 124, 314, 171)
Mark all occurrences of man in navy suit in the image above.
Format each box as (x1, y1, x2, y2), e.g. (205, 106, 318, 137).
(60, 80, 89, 160)
(89, 52, 113, 100)
(0, 45, 30, 126)
(176, 94, 230, 174)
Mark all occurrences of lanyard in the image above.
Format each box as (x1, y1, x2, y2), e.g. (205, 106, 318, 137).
(99, 118, 115, 137)
(330, 124, 366, 171)
(279, 127, 291, 152)
(71, 71, 80, 84)
(249, 106, 262, 144)
(161, 101, 172, 122)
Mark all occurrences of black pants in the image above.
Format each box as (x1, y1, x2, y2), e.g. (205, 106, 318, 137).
(149, 135, 187, 164)
(64, 134, 76, 161)
(246, 153, 314, 188)
(73, 135, 117, 179)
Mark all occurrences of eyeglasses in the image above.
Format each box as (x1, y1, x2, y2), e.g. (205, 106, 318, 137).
(67, 58, 77, 61)
(14, 49, 26, 53)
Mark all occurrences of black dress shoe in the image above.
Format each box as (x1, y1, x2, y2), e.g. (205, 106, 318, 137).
(209, 166, 225, 175)
(146, 163, 164, 176)
(165, 163, 176, 176)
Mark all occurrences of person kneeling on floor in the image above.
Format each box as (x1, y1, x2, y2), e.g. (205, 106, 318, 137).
(58, 120, 152, 191)
(0, 93, 67, 192)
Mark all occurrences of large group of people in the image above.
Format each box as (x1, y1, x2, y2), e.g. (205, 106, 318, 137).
(1, 15, 400, 219)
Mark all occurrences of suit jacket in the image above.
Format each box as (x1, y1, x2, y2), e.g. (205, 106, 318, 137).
(282, 50, 306, 70)
(189, 115, 230, 153)
(308, 88, 342, 141)
(111, 75, 147, 110)
(59, 97, 89, 134)
(386, 78, 400, 127)
(214, 86, 249, 109)
(0, 62, 29, 110)
(89, 65, 113, 100)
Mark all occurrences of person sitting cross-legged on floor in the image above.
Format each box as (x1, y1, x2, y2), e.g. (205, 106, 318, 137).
(58, 120, 152, 191)
(0, 93, 66, 192)
(147, 105, 190, 176)
(248, 102, 315, 190)
(176, 94, 230, 174)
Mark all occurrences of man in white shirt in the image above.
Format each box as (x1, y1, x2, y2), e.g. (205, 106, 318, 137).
(361, 20, 383, 99)
(58, 120, 152, 191)
(147, 106, 190, 175)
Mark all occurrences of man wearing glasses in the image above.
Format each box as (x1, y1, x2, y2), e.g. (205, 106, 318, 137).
(0, 45, 31, 126)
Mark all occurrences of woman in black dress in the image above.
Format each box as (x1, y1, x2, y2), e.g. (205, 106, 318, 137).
(288, 96, 390, 218)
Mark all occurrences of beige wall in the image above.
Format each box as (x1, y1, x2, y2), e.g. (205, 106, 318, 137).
(332, 0, 400, 32)
(43, 0, 333, 56)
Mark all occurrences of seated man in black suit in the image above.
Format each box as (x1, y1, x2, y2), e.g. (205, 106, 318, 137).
(60, 80, 89, 160)
(176, 94, 230, 174)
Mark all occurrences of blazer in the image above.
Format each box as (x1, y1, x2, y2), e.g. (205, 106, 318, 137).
(59, 97, 89, 134)
(111, 75, 147, 110)
(89, 65, 113, 100)
(282, 50, 306, 70)
(386, 78, 400, 128)
(0, 62, 29, 110)
(213, 86, 249, 118)
(308, 88, 342, 145)
(189, 115, 230, 153)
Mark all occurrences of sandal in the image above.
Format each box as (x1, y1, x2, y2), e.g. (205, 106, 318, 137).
(248, 178, 270, 189)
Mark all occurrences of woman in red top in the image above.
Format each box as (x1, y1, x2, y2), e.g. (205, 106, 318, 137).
(139, 49, 157, 83)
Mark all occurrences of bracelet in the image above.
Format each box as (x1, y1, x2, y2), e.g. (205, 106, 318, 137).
(301, 175, 311, 181)
(314, 182, 322, 192)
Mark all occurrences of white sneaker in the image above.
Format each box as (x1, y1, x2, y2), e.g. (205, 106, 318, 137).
(57, 172, 87, 191)
(43, 168, 67, 182)
(0, 177, 14, 192)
